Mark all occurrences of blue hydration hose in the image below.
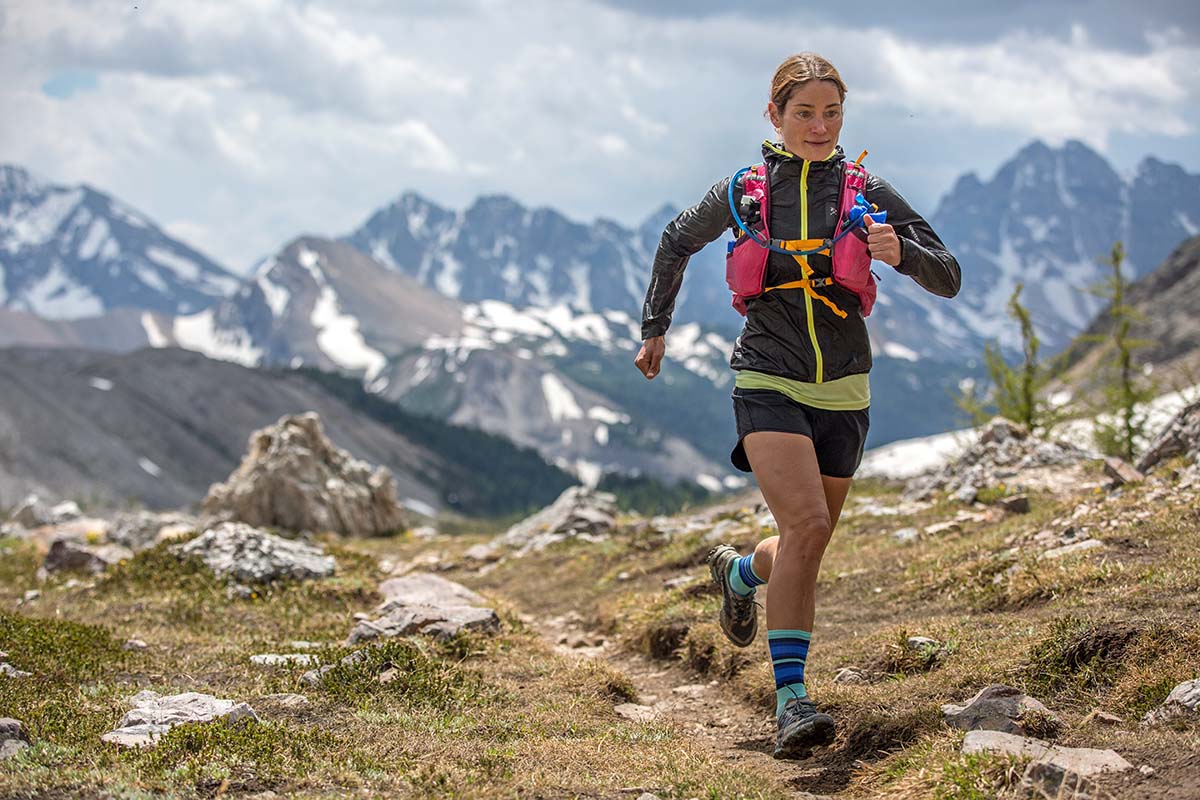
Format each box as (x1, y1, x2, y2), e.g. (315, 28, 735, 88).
(727, 165, 887, 256)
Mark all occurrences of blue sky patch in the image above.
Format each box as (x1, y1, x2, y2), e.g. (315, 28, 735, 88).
(42, 70, 99, 99)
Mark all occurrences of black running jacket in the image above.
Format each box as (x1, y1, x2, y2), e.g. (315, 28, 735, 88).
(640, 142, 961, 384)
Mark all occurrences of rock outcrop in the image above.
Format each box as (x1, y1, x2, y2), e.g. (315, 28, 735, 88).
(942, 685, 1059, 736)
(961, 730, 1132, 777)
(1137, 401, 1200, 472)
(100, 691, 259, 749)
(1143, 679, 1200, 724)
(905, 418, 1095, 502)
(173, 522, 335, 583)
(109, 511, 197, 552)
(43, 539, 133, 574)
(0, 718, 30, 761)
(1, 494, 82, 535)
(347, 573, 500, 644)
(497, 486, 617, 554)
(202, 412, 406, 536)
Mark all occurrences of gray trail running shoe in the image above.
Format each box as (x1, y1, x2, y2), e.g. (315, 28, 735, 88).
(773, 697, 836, 760)
(706, 544, 758, 647)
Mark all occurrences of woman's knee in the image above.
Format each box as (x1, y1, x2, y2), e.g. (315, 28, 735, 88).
(777, 514, 833, 556)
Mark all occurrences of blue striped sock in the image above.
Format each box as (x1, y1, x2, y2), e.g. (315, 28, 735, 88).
(769, 629, 811, 717)
(727, 554, 765, 597)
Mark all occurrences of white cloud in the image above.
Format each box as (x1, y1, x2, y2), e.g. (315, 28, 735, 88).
(0, 1, 1196, 272)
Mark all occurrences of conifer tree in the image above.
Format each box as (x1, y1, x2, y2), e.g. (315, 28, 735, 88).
(1089, 242, 1156, 460)
(958, 282, 1057, 433)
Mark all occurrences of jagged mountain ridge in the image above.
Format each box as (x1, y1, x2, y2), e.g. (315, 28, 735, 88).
(341, 140, 1200, 360)
(0, 165, 239, 319)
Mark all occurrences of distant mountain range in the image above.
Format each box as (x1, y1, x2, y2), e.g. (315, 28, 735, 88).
(1, 139, 1197, 501)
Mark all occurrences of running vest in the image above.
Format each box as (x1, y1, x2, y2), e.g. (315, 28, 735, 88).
(725, 151, 883, 317)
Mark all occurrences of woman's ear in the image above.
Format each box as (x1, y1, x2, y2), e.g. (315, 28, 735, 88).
(767, 101, 781, 130)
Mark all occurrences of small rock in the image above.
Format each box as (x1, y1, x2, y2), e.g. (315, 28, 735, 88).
(962, 730, 1132, 776)
(662, 574, 697, 590)
(1143, 679, 1200, 723)
(378, 667, 400, 685)
(410, 526, 439, 540)
(462, 543, 500, 563)
(1139, 764, 1155, 777)
(123, 639, 148, 652)
(636, 794, 662, 800)
(20, 590, 39, 603)
(1041, 539, 1104, 560)
(260, 693, 309, 708)
(1021, 761, 1096, 799)
(614, 703, 657, 723)
(892, 527, 920, 544)
(923, 521, 963, 536)
(0, 718, 29, 745)
(101, 691, 259, 749)
(0, 738, 29, 761)
(671, 684, 707, 699)
(174, 522, 335, 584)
(942, 685, 1059, 736)
(0, 664, 32, 679)
(616, 571, 632, 581)
(906, 636, 940, 651)
(1103, 457, 1144, 486)
(834, 667, 867, 684)
(952, 484, 978, 504)
(250, 653, 319, 667)
(43, 539, 132, 574)
(301, 649, 370, 687)
(998, 494, 1031, 514)
(353, 612, 371, 621)
(1082, 709, 1123, 726)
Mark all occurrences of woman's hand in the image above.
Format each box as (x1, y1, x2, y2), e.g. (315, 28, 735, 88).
(635, 336, 665, 380)
(864, 215, 902, 267)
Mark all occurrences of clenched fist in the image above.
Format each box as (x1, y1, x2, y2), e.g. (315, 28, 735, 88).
(864, 214, 901, 267)
(635, 335, 665, 380)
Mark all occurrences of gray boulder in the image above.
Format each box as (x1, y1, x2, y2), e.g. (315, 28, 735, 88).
(0, 717, 29, 761)
(348, 572, 500, 644)
(942, 685, 1059, 735)
(173, 522, 335, 583)
(1143, 679, 1200, 724)
(109, 511, 197, 552)
(1137, 401, 1200, 472)
(43, 539, 133, 574)
(961, 730, 1132, 777)
(498, 486, 617, 553)
(101, 690, 259, 749)
(202, 412, 406, 536)
(4, 494, 82, 532)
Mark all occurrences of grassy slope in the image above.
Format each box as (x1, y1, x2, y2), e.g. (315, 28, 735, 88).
(1, 465, 1198, 798)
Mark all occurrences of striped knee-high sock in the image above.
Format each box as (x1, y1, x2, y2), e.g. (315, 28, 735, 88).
(727, 553, 765, 597)
(768, 629, 811, 717)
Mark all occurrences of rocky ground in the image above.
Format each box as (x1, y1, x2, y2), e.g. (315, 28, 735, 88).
(0, 409, 1198, 798)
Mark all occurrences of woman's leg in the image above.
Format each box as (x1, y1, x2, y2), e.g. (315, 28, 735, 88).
(740, 431, 839, 631)
(747, 472, 852, 589)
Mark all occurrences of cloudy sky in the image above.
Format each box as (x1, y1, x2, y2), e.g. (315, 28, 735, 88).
(2, 0, 1198, 271)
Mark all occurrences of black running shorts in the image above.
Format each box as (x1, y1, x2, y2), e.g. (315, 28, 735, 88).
(730, 387, 870, 478)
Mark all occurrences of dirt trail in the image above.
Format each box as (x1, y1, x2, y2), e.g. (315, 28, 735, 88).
(533, 608, 844, 799)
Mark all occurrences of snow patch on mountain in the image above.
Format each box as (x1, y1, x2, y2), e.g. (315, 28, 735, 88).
(78, 216, 113, 260)
(541, 373, 583, 421)
(5, 188, 83, 249)
(173, 309, 262, 367)
(18, 260, 104, 319)
(140, 312, 170, 347)
(296, 245, 386, 380)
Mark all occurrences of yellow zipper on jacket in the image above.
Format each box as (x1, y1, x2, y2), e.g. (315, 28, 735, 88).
(799, 160, 824, 383)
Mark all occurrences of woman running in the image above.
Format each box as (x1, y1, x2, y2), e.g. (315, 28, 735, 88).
(634, 52, 960, 759)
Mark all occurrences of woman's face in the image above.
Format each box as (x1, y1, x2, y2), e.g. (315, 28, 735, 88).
(768, 80, 843, 161)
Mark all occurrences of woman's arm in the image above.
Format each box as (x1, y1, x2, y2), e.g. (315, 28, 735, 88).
(640, 176, 736, 339)
(865, 174, 961, 299)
